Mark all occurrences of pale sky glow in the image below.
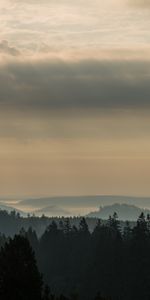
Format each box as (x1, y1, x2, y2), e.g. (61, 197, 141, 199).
(0, 0, 150, 198)
(0, 0, 150, 58)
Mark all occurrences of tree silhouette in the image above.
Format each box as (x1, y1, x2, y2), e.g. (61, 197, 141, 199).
(1, 212, 150, 300)
(79, 217, 89, 234)
(0, 235, 43, 300)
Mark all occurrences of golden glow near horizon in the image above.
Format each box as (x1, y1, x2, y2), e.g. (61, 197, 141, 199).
(0, 110, 150, 197)
(0, 0, 150, 198)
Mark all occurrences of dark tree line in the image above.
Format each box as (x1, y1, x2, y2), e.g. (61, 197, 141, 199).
(0, 234, 110, 300)
(0, 213, 150, 300)
(0, 209, 102, 236)
(37, 213, 150, 300)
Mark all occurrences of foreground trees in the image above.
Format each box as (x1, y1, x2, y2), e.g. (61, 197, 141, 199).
(38, 214, 150, 300)
(0, 213, 150, 299)
(0, 230, 111, 300)
(0, 235, 43, 300)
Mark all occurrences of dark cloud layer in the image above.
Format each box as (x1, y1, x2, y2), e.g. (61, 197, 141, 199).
(0, 58, 150, 110)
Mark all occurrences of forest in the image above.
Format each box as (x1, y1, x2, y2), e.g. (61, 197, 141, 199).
(0, 209, 101, 236)
(0, 209, 135, 237)
(0, 212, 150, 300)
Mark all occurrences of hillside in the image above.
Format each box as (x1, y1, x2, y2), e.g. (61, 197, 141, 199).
(87, 203, 150, 221)
(15, 195, 150, 217)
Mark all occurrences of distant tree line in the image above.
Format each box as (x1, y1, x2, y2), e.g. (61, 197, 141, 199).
(0, 209, 102, 236)
(0, 212, 150, 299)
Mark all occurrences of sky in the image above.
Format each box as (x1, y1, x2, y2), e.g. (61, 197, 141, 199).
(0, 0, 150, 198)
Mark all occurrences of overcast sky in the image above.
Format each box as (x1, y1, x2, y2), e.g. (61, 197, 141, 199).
(1, 0, 150, 199)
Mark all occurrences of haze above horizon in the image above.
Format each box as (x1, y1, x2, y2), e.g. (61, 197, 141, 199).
(0, 0, 150, 198)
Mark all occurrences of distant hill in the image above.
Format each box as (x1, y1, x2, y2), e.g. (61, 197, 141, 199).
(87, 203, 150, 221)
(0, 202, 26, 216)
(16, 195, 150, 217)
(34, 205, 70, 217)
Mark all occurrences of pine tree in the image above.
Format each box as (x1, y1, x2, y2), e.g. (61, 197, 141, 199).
(123, 221, 132, 241)
(0, 235, 43, 300)
(64, 218, 71, 235)
(79, 218, 89, 234)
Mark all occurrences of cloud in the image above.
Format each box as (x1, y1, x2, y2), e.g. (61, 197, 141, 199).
(129, 0, 150, 7)
(0, 57, 150, 111)
(2, 0, 150, 58)
(0, 40, 20, 56)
